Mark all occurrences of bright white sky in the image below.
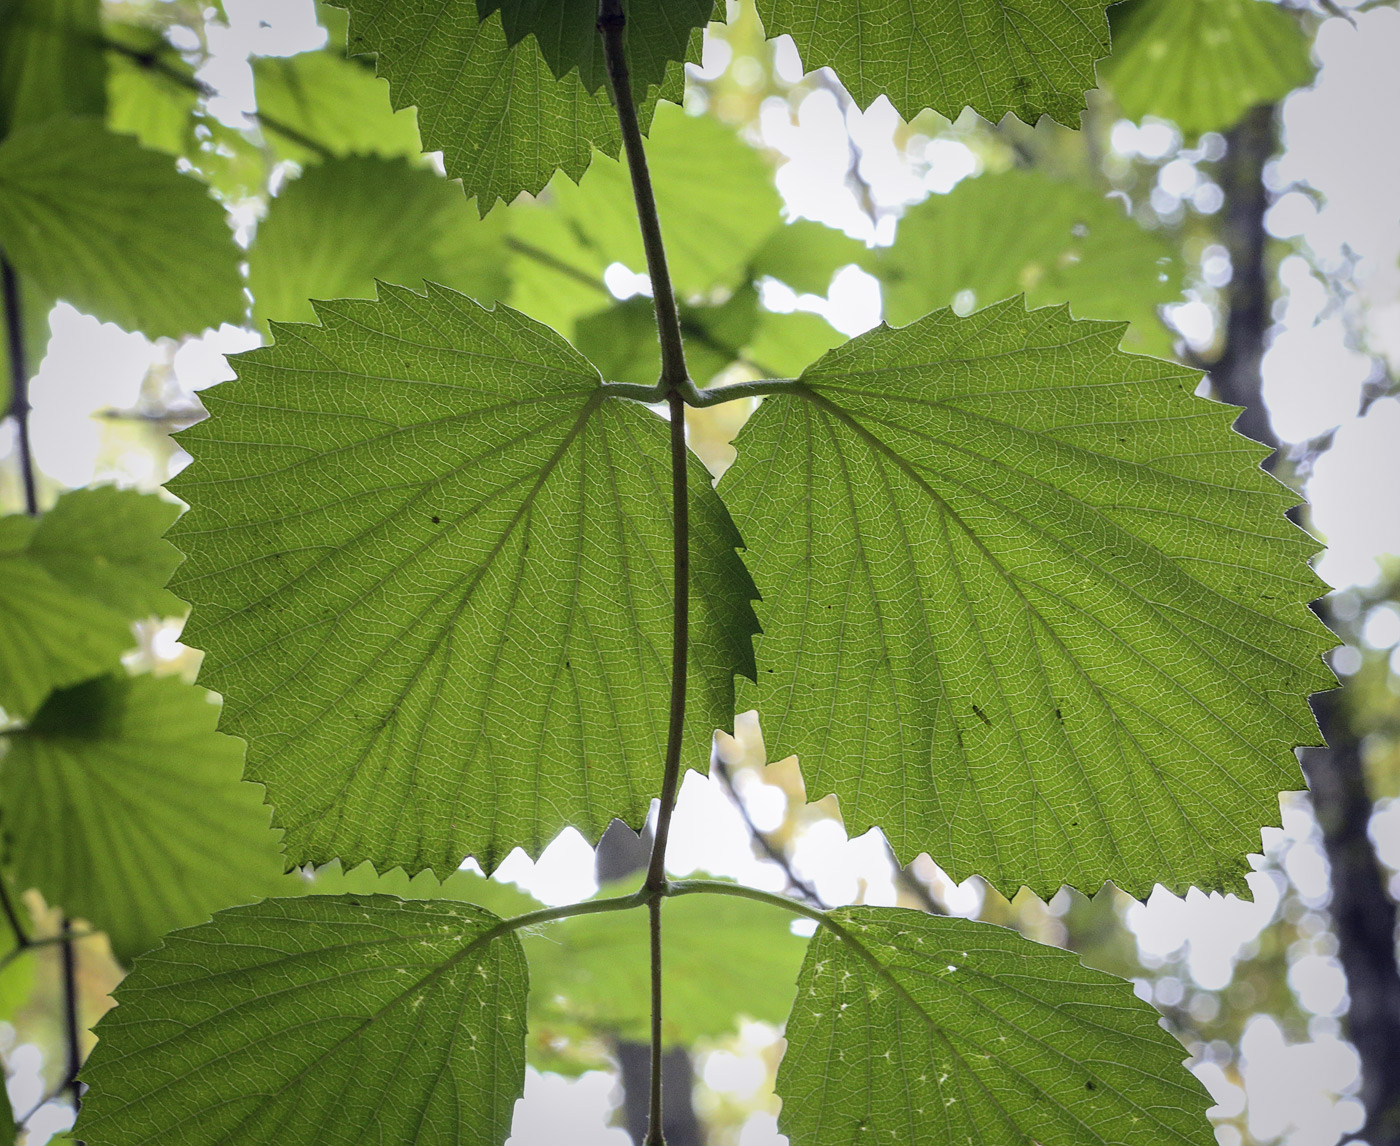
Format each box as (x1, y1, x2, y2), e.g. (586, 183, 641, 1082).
(5, 3, 1400, 1145)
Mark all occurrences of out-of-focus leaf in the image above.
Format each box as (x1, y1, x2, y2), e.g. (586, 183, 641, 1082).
(333, 1, 683, 210)
(247, 155, 510, 329)
(751, 219, 867, 297)
(530, 882, 807, 1047)
(0, 274, 53, 410)
(0, 515, 129, 719)
(516, 103, 781, 298)
(1, 675, 287, 963)
(757, 0, 1111, 124)
(575, 285, 760, 388)
(252, 48, 422, 164)
(483, 0, 713, 95)
(778, 907, 1213, 1146)
(726, 299, 1334, 897)
(169, 284, 758, 875)
(874, 170, 1181, 355)
(0, 0, 105, 138)
(26, 486, 181, 618)
(76, 897, 528, 1146)
(0, 118, 243, 337)
(743, 308, 845, 377)
(104, 28, 199, 156)
(1103, 0, 1314, 136)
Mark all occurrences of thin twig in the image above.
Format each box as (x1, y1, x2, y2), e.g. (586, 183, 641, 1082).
(0, 878, 30, 949)
(99, 35, 333, 159)
(711, 757, 825, 908)
(3, 254, 39, 515)
(60, 914, 82, 1108)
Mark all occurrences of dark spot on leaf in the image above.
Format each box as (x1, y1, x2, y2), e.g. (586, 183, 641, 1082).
(1055, 707, 1063, 721)
(972, 704, 992, 728)
(1086, 1080, 1097, 1092)
(565, 660, 571, 669)
(431, 515, 440, 524)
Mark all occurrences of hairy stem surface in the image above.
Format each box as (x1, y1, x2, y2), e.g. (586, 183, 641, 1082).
(597, 4, 695, 1139)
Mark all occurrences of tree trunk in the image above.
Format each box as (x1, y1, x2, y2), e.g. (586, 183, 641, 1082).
(1210, 104, 1400, 1144)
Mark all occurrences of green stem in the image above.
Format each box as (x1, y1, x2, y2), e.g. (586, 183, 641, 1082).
(2, 254, 38, 515)
(597, 0, 688, 392)
(0, 878, 30, 949)
(0, 929, 96, 976)
(60, 914, 81, 1108)
(597, 5, 694, 1141)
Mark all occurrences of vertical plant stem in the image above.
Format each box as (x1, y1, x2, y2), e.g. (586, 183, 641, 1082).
(5, 254, 83, 1117)
(598, 5, 693, 1142)
(597, 0, 689, 391)
(60, 914, 82, 1108)
(3, 253, 39, 515)
(0, 879, 30, 948)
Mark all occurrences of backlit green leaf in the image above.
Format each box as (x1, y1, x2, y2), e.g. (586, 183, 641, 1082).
(1, 674, 286, 962)
(0, 503, 142, 719)
(751, 218, 867, 298)
(252, 47, 422, 164)
(0, 0, 104, 138)
(333, 2, 683, 210)
(575, 285, 760, 388)
(104, 27, 200, 157)
(725, 299, 1334, 896)
(0, 118, 243, 337)
(75, 896, 527, 1146)
(247, 155, 510, 329)
(874, 170, 1181, 355)
(169, 283, 758, 875)
(778, 907, 1212, 1145)
(482, 0, 713, 95)
(758, 0, 1111, 124)
(26, 486, 181, 618)
(743, 308, 845, 377)
(519, 104, 781, 298)
(530, 883, 807, 1047)
(1103, 0, 1313, 136)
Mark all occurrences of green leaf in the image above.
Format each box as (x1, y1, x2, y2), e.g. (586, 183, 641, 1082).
(169, 283, 758, 875)
(517, 103, 782, 299)
(0, 515, 132, 719)
(0, 272, 53, 411)
(333, 2, 682, 210)
(724, 299, 1334, 896)
(757, 0, 1111, 124)
(751, 218, 867, 297)
(104, 28, 200, 156)
(1103, 0, 1313, 136)
(0, 674, 287, 962)
(247, 155, 510, 329)
(531, 883, 806, 1047)
(574, 285, 760, 388)
(292, 859, 541, 920)
(294, 863, 803, 1053)
(75, 896, 528, 1146)
(0, 118, 243, 337)
(0, 0, 105, 138)
(874, 170, 1182, 356)
(778, 907, 1212, 1146)
(252, 47, 423, 164)
(26, 486, 182, 618)
(743, 308, 845, 377)
(1, 1084, 13, 1146)
(482, 0, 713, 96)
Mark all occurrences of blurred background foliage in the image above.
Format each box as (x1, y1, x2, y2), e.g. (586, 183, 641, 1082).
(1, 0, 1398, 1144)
